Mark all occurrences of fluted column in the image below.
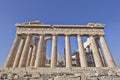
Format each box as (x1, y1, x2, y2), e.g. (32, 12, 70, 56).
(95, 38, 105, 66)
(65, 35, 72, 68)
(100, 35, 116, 67)
(4, 35, 21, 67)
(30, 38, 38, 66)
(75, 53, 80, 66)
(35, 35, 44, 67)
(77, 35, 88, 67)
(51, 35, 57, 68)
(41, 40, 47, 67)
(26, 46, 33, 67)
(98, 48, 106, 66)
(89, 36, 103, 67)
(19, 35, 31, 67)
(13, 39, 25, 68)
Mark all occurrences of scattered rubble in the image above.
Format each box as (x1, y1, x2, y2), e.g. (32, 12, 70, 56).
(0, 67, 120, 80)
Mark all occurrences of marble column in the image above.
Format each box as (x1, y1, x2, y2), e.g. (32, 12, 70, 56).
(77, 35, 88, 67)
(89, 36, 103, 67)
(41, 40, 47, 67)
(75, 52, 80, 66)
(13, 39, 25, 68)
(95, 38, 105, 66)
(65, 35, 72, 68)
(30, 38, 38, 66)
(4, 35, 21, 67)
(19, 35, 31, 67)
(99, 48, 106, 67)
(35, 35, 44, 67)
(64, 48, 66, 66)
(51, 35, 57, 68)
(100, 35, 116, 67)
(26, 46, 33, 67)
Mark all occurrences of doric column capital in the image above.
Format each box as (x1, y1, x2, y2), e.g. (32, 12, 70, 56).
(37, 34, 45, 37)
(77, 34, 82, 38)
(52, 34, 58, 36)
(64, 34, 71, 36)
(77, 34, 82, 36)
(99, 35, 104, 37)
(24, 34, 32, 39)
(16, 34, 21, 37)
(89, 35, 94, 39)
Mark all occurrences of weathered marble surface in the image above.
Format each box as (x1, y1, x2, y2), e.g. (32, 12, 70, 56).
(0, 67, 120, 80)
(16, 22, 105, 35)
(17, 27, 104, 36)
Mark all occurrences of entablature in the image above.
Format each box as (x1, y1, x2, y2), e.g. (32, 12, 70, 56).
(17, 26, 104, 36)
(16, 21, 105, 36)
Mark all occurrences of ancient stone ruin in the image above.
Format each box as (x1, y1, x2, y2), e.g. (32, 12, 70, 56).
(0, 21, 120, 80)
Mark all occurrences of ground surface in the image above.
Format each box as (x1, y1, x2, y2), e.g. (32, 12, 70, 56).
(0, 67, 120, 80)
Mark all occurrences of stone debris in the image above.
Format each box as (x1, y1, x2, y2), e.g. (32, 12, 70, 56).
(0, 67, 120, 80)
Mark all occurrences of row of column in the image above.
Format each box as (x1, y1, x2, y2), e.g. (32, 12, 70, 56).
(4, 34, 116, 68)
(4, 35, 37, 68)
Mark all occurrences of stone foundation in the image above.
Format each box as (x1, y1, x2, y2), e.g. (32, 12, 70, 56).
(0, 67, 120, 80)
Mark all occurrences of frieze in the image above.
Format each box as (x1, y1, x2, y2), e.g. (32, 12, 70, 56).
(17, 27, 104, 35)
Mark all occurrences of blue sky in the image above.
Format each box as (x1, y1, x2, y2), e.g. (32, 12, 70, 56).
(0, 0, 120, 67)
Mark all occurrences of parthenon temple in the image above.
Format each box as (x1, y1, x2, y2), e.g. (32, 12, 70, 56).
(4, 21, 116, 68)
